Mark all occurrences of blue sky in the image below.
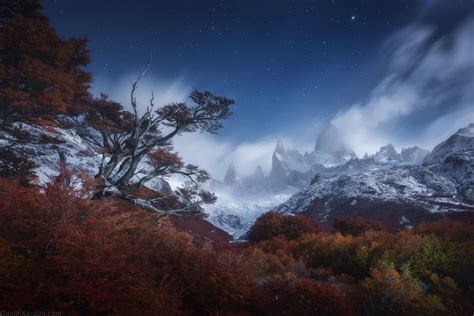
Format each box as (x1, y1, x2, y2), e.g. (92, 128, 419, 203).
(42, 0, 474, 178)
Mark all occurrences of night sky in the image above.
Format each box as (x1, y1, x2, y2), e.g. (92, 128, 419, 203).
(42, 0, 474, 161)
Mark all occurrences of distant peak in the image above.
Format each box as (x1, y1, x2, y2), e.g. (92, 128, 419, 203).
(377, 143, 397, 154)
(456, 123, 474, 137)
(374, 143, 400, 162)
(401, 146, 430, 164)
(254, 165, 265, 178)
(276, 138, 285, 148)
(274, 138, 287, 156)
(313, 123, 356, 164)
(224, 161, 238, 185)
(382, 143, 395, 149)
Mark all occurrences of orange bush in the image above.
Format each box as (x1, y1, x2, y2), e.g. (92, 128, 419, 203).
(247, 212, 320, 242)
(332, 215, 386, 236)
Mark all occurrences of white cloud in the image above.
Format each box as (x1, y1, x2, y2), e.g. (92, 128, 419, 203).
(90, 17, 474, 180)
(416, 105, 474, 149)
(332, 17, 474, 155)
(92, 71, 321, 180)
(174, 133, 306, 180)
(92, 72, 191, 115)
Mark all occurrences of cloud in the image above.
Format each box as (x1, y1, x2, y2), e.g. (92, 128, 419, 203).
(90, 17, 474, 180)
(416, 105, 474, 149)
(92, 71, 318, 180)
(174, 115, 327, 180)
(332, 17, 474, 155)
(173, 133, 301, 180)
(91, 71, 191, 114)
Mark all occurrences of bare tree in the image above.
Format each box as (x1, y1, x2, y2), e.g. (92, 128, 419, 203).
(79, 61, 234, 216)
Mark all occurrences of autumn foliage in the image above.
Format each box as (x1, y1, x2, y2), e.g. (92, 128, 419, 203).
(332, 215, 386, 236)
(1, 179, 473, 314)
(0, 0, 91, 123)
(247, 212, 321, 242)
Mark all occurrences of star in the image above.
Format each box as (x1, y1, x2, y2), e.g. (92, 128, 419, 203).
(351, 16, 356, 21)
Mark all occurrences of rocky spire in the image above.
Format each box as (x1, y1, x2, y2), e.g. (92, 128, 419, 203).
(254, 165, 265, 179)
(274, 138, 287, 159)
(401, 146, 430, 164)
(373, 143, 401, 162)
(224, 162, 238, 185)
(313, 123, 357, 164)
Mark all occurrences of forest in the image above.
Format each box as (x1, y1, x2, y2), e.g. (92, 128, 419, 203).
(0, 1, 473, 315)
(1, 177, 473, 314)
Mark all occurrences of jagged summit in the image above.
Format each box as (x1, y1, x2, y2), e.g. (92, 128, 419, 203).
(457, 123, 474, 137)
(422, 123, 474, 202)
(275, 123, 474, 229)
(268, 125, 359, 188)
(241, 165, 266, 188)
(311, 124, 357, 166)
(269, 149, 288, 185)
(373, 143, 401, 162)
(423, 123, 474, 165)
(224, 161, 238, 185)
(275, 138, 287, 157)
(401, 146, 430, 164)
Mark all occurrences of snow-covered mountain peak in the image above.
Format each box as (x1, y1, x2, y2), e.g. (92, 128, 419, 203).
(401, 146, 430, 164)
(313, 124, 357, 164)
(274, 138, 287, 157)
(457, 123, 474, 138)
(275, 124, 474, 229)
(423, 123, 474, 166)
(224, 161, 238, 185)
(373, 143, 401, 163)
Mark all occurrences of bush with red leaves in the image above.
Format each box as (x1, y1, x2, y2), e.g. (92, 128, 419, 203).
(0, 177, 256, 314)
(247, 212, 321, 242)
(1, 176, 473, 314)
(332, 215, 386, 236)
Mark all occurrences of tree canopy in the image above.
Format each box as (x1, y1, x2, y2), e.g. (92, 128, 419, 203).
(0, 0, 91, 124)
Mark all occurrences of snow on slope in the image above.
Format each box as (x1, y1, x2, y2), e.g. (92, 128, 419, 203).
(401, 146, 430, 164)
(423, 123, 474, 165)
(276, 164, 461, 214)
(423, 123, 474, 202)
(275, 123, 474, 228)
(0, 121, 101, 183)
(204, 185, 297, 238)
(3, 119, 472, 236)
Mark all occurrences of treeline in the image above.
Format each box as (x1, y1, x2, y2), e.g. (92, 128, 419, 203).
(0, 176, 473, 315)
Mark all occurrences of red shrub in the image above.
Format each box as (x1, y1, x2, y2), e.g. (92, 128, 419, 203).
(0, 177, 259, 314)
(332, 216, 385, 236)
(248, 212, 320, 242)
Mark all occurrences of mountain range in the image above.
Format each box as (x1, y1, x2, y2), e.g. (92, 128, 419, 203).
(1, 118, 473, 238)
(214, 123, 474, 235)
